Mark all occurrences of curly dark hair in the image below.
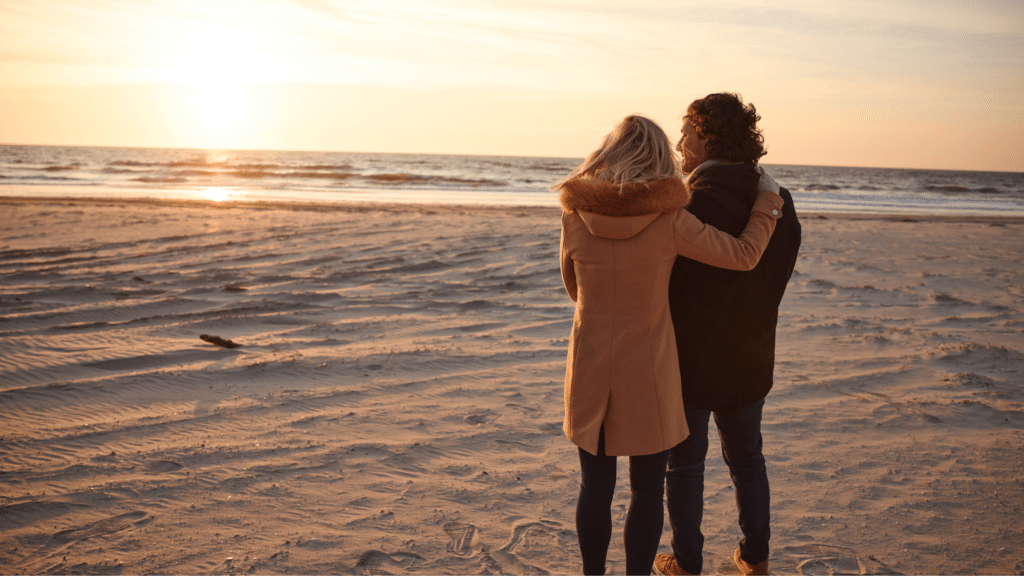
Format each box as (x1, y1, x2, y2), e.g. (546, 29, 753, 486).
(686, 93, 766, 162)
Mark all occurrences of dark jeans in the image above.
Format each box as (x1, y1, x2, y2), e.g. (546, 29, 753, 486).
(665, 398, 770, 575)
(576, 428, 670, 575)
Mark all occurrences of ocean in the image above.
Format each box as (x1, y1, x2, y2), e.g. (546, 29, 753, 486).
(2, 144, 1023, 216)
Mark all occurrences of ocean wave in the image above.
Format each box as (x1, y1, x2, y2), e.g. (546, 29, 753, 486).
(296, 164, 353, 170)
(230, 170, 275, 179)
(922, 185, 1016, 196)
(44, 165, 79, 171)
(8, 174, 82, 182)
(365, 173, 434, 184)
(229, 168, 352, 179)
(132, 176, 188, 183)
(287, 171, 355, 179)
(170, 158, 228, 168)
(109, 160, 164, 167)
(363, 173, 506, 186)
(100, 166, 505, 187)
(174, 169, 220, 177)
(107, 160, 356, 173)
(188, 169, 354, 179)
(529, 163, 576, 172)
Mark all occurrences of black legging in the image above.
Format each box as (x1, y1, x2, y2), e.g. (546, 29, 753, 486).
(575, 427, 670, 575)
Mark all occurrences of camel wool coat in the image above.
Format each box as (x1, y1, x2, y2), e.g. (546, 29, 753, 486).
(559, 176, 784, 456)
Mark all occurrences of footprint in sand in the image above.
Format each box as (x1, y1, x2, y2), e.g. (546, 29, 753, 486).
(443, 521, 478, 557)
(354, 550, 426, 572)
(779, 543, 902, 575)
(48, 510, 149, 545)
(504, 402, 543, 417)
(146, 459, 183, 473)
(464, 413, 490, 425)
(499, 519, 564, 554)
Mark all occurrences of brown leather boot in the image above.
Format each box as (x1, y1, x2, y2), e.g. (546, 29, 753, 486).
(734, 548, 769, 575)
(653, 553, 693, 575)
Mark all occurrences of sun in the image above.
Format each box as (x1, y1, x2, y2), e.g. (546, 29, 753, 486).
(162, 23, 258, 134)
(193, 83, 246, 131)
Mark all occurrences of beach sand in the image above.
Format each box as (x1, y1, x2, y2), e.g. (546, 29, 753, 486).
(1, 197, 1022, 575)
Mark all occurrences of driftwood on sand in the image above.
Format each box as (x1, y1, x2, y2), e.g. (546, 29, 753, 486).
(200, 334, 242, 348)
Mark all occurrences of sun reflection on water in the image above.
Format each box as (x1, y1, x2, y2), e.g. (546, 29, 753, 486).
(201, 187, 231, 202)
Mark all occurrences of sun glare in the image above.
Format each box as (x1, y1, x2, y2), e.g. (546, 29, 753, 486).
(193, 83, 246, 131)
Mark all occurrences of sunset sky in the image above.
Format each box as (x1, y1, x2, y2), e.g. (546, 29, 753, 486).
(2, 0, 1022, 172)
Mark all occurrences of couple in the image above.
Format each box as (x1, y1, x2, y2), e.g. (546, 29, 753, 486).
(554, 93, 802, 575)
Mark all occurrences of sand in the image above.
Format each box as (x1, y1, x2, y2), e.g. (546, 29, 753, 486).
(1, 197, 1022, 575)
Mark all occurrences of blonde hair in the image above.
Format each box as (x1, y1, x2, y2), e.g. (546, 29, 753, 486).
(552, 115, 680, 192)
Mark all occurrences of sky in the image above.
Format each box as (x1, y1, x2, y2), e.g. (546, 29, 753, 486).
(1, 0, 1022, 172)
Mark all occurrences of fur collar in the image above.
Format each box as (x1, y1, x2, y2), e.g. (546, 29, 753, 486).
(558, 177, 690, 217)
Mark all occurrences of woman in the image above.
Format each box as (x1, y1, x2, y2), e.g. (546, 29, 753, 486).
(553, 115, 783, 575)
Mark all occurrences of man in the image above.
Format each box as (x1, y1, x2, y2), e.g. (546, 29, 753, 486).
(654, 93, 802, 576)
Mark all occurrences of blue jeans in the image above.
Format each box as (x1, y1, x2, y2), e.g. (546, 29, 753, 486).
(665, 398, 770, 575)
(576, 428, 670, 575)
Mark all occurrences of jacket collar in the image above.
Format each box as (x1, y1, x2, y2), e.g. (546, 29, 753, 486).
(558, 176, 690, 217)
(683, 159, 743, 187)
(685, 161, 761, 223)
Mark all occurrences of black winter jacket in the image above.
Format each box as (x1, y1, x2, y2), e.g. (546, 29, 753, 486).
(668, 162, 802, 411)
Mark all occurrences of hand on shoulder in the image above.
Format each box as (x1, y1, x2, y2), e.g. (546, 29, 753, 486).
(757, 166, 781, 196)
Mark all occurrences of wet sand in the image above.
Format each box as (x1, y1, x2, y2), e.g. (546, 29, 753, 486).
(1, 197, 1023, 574)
